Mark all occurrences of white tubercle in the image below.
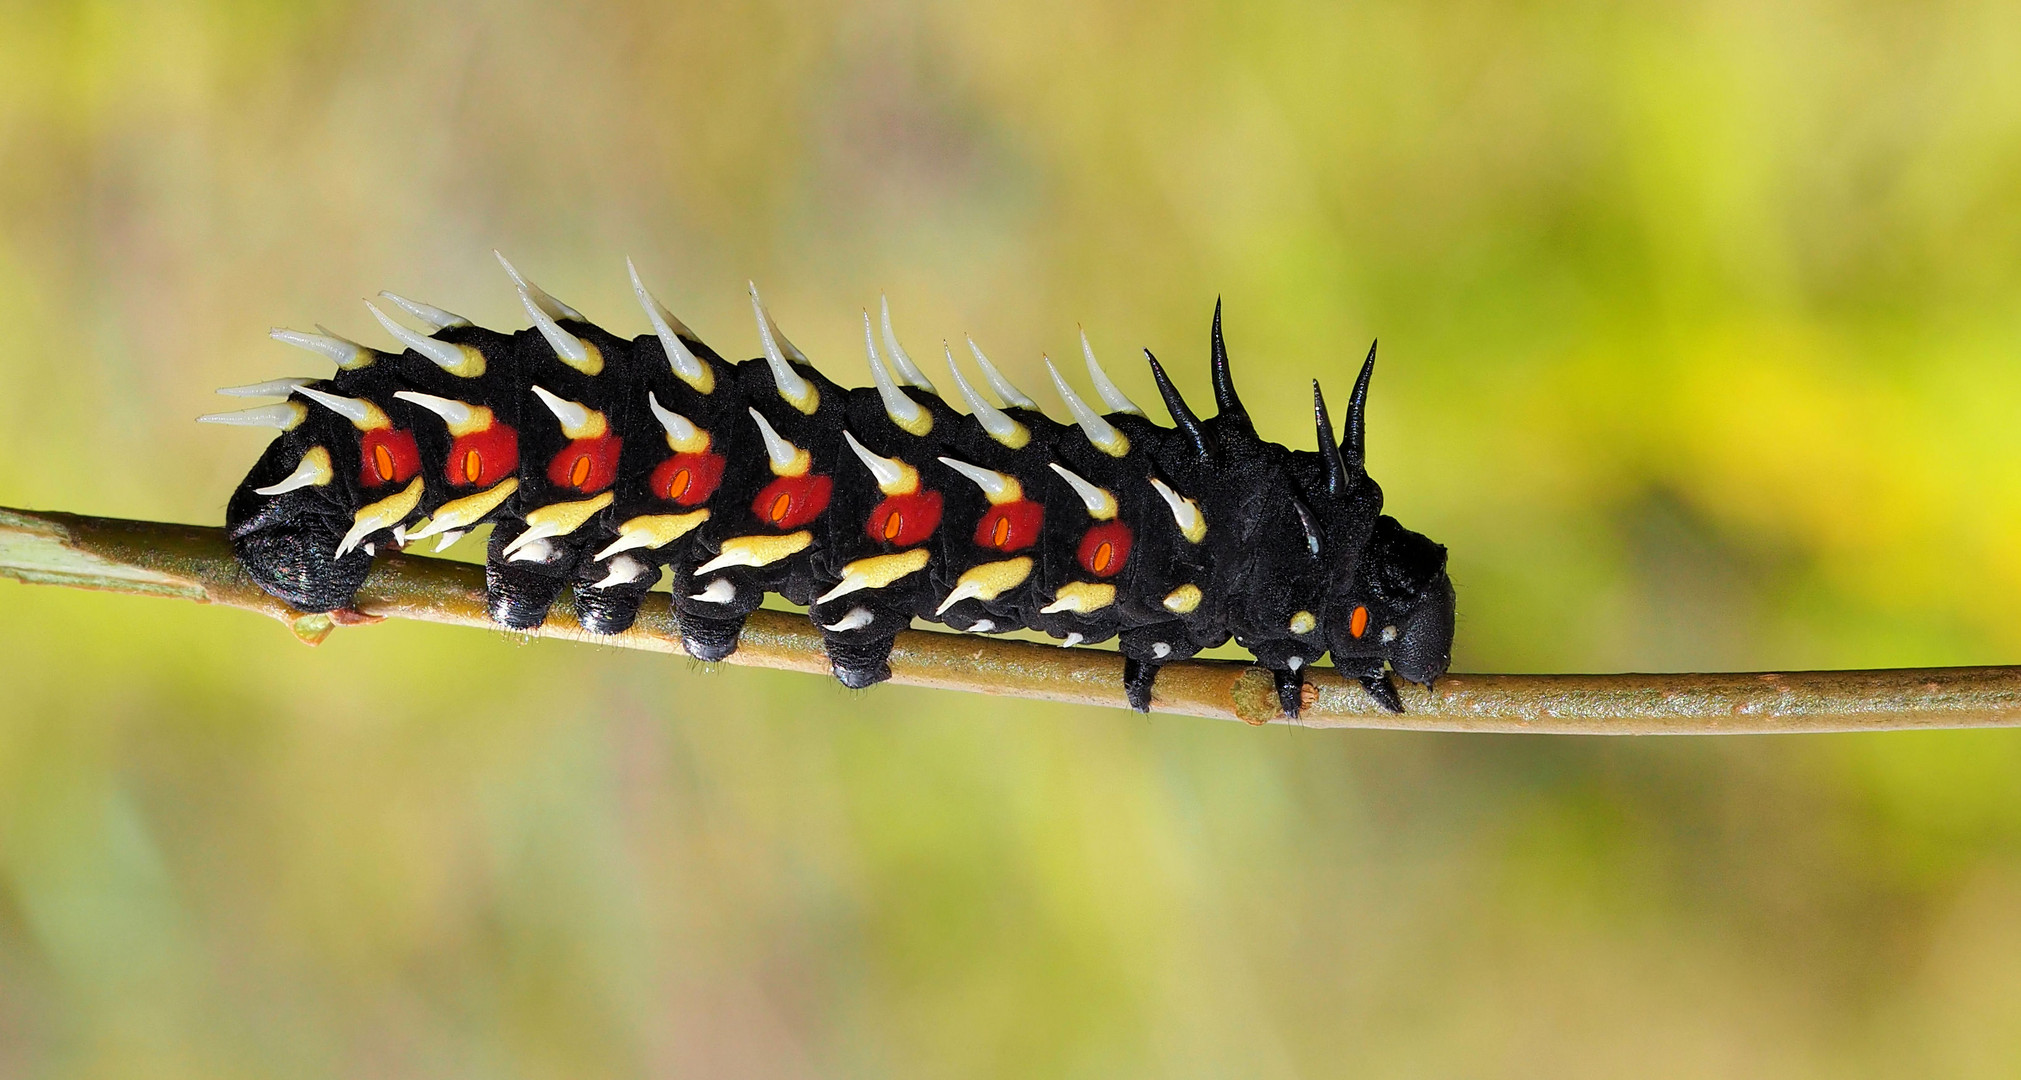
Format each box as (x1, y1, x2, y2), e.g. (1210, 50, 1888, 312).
(252, 447, 331, 496)
(378, 290, 470, 329)
(821, 607, 875, 633)
(1045, 357, 1129, 456)
(747, 282, 816, 409)
(689, 578, 736, 604)
(530, 385, 594, 435)
(364, 300, 471, 373)
(966, 337, 1039, 410)
(589, 556, 652, 590)
(1049, 462, 1118, 519)
(517, 287, 592, 368)
(878, 294, 937, 392)
(1148, 477, 1204, 539)
(861, 311, 926, 429)
(968, 620, 995, 634)
(647, 391, 699, 446)
(937, 456, 1014, 501)
(293, 385, 378, 427)
(942, 344, 1028, 446)
(494, 250, 585, 321)
(393, 390, 476, 429)
(216, 377, 313, 398)
(432, 530, 467, 553)
(747, 408, 800, 472)
(842, 430, 906, 490)
(270, 327, 369, 367)
(627, 258, 709, 385)
(1080, 328, 1143, 415)
(1060, 633, 1085, 649)
(197, 402, 305, 428)
(505, 535, 557, 563)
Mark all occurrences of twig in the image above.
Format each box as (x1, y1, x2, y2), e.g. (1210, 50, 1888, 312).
(4, 505, 2019, 733)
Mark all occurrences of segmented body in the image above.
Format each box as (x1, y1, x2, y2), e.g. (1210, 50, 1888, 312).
(207, 257, 1456, 714)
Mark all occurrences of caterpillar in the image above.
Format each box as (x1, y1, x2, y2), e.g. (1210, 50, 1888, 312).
(202, 254, 1454, 716)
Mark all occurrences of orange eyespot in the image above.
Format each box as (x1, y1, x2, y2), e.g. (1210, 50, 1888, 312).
(358, 427, 420, 487)
(652, 452, 724, 506)
(546, 434, 621, 492)
(447, 424, 517, 487)
(1075, 521, 1132, 578)
(991, 516, 1010, 548)
(752, 475, 832, 530)
(1350, 605, 1369, 639)
(867, 491, 941, 547)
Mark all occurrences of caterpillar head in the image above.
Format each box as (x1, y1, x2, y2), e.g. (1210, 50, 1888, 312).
(1327, 515, 1453, 687)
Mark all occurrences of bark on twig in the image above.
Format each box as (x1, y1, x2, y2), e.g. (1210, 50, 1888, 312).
(4, 505, 2020, 733)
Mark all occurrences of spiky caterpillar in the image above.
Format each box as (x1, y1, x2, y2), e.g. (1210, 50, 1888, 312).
(204, 255, 1455, 715)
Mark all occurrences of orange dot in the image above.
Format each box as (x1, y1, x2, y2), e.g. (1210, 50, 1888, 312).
(991, 516, 1010, 548)
(1092, 542, 1113, 574)
(463, 450, 482, 484)
(570, 455, 591, 488)
(1350, 605, 1369, 639)
(667, 468, 691, 501)
(769, 492, 792, 524)
(883, 512, 903, 541)
(373, 444, 395, 483)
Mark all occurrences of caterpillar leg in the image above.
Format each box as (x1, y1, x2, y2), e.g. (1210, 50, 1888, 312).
(820, 625, 898, 689)
(1121, 659, 1160, 713)
(1333, 656, 1404, 713)
(572, 546, 659, 636)
(485, 519, 580, 630)
(1118, 624, 1202, 713)
(669, 562, 753, 662)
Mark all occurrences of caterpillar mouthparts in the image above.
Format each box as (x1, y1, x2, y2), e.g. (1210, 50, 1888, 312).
(209, 256, 1454, 717)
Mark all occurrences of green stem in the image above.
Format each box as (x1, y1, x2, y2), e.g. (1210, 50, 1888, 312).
(4, 505, 2019, 733)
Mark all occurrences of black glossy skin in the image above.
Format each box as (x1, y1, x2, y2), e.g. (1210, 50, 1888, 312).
(221, 292, 1454, 714)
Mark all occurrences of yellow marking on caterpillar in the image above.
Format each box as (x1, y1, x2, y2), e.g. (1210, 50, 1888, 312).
(336, 477, 424, 557)
(932, 556, 1035, 615)
(693, 531, 815, 575)
(1162, 583, 1203, 614)
(815, 548, 932, 604)
(1041, 581, 1116, 615)
(596, 511, 712, 560)
(406, 478, 518, 540)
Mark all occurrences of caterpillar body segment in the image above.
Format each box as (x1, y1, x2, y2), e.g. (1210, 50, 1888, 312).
(214, 262, 1454, 714)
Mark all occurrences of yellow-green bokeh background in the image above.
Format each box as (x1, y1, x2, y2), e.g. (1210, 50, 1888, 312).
(6, 1, 2021, 1075)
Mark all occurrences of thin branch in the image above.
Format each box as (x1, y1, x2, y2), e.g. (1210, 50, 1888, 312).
(4, 504, 2019, 733)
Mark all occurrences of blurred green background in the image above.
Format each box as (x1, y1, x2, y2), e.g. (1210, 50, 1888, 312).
(5, 0, 2021, 1075)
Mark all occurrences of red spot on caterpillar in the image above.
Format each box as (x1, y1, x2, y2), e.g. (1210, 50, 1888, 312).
(359, 428, 420, 487)
(1077, 521, 1132, 578)
(753, 474, 831, 529)
(445, 424, 518, 487)
(650, 451, 725, 507)
(975, 500, 1043, 552)
(1349, 604, 1369, 639)
(547, 435, 621, 492)
(867, 490, 942, 547)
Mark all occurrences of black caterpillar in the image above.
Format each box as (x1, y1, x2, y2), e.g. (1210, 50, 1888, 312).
(202, 255, 1454, 715)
